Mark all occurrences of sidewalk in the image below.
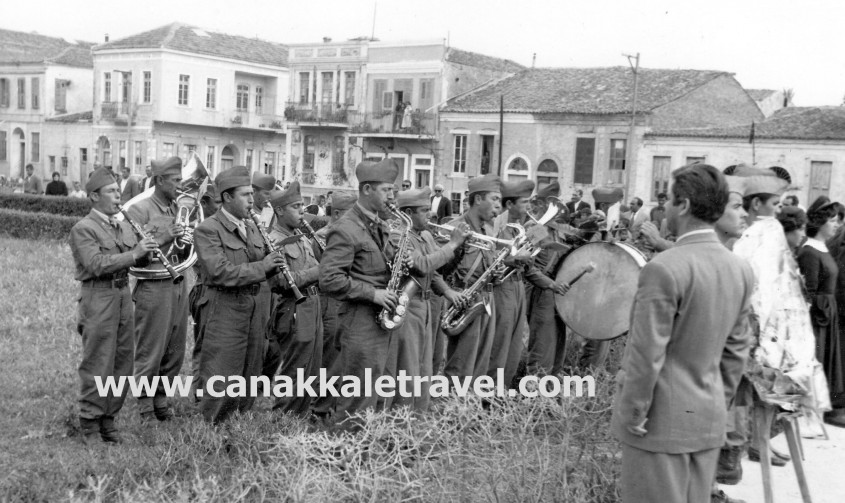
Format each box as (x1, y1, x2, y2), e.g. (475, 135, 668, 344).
(727, 422, 845, 503)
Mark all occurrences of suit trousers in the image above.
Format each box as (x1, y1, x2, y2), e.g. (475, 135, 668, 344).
(445, 293, 496, 382)
(132, 278, 189, 413)
(487, 280, 526, 386)
(526, 285, 567, 375)
(620, 443, 719, 503)
(272, 294, 323, 414)
(77, 286, 135, 419)
(385, 295, 433, 411)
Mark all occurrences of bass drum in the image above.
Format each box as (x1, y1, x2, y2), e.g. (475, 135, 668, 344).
(554, 241, 647, 341)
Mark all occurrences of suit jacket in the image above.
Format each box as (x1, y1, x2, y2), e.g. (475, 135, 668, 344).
(431, 195, 452, 223)
(611, 231, 753, 454)
(120, 176, 142, 203)
(565, 200, 590, 220)
(24, 175, 44, 195)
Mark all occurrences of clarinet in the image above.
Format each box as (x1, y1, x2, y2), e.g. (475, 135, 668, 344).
(249, 209, 305, 304)
(298, 219, 326, 254)
(119, 206, 184, 284)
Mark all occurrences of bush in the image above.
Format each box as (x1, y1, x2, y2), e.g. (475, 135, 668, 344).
(0, 193, 91, 217)
(0, 208, 81, 241)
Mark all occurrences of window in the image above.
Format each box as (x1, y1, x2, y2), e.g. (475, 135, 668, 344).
(54, 79, 68, 112)
(420, 78, 434, 111)
(506, 157, 529, 182)
(609, 139, 627, 171)
(162, 142, 175, 158)
(143, 72, 151, 103)
(685, 156, 705, 165)
(452, 134, 467, 173)
(236, 84, 249, 111)
(344, 72, 356, 105)
(264, 151, 275, 175)
(49, 156, 55, 172)
(178, 75, 189, 106)
(17, 78, 25, 109)
(80, 147, 87, 171)
(651, 156, 671, 200)
(332, 136, 345, 174)
(31, 78, 39, 109)
(0, 131, 6, 160)
(537, 159, 559, 189)
(321, 72, 333, 103)
(304, 136, 315, 172)
(61, 156, 68, 176)
(450, 192, 462, 215)
(103, 73, 111, 102)
(206, 145, 216, 174)
(246, 149, 253, 170)
(298, 72, 310, 103)
(574, 138, 595, 184)
(134, 141, 143, 171)
(413, 156, 433, 189)
(480, 135, 494, 175)
(373, 79, 386, 112)
(119, 140, 127, 168)
(120, 73, 130, 103)
(0, 78, 8, 107)
(255, 86, 263, 113)
(31, 132, 40, 162)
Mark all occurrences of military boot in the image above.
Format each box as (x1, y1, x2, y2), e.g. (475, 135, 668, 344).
(716, 446, 743, 485)
(99, 416, 123, 444)
(79, 417, 101, 445)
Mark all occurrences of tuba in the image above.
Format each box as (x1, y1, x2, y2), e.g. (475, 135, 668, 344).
(123, 152, 209, 281)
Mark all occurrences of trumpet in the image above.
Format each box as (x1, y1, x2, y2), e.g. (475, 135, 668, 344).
(428, 222, 522, 254)
(119, 206, 184, 284)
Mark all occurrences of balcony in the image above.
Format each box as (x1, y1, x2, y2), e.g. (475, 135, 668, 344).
(229, 110, 285, 131)
(99, 101, 131, 120)
(348, 111, 436, 138)
(284, 101, 350, 126)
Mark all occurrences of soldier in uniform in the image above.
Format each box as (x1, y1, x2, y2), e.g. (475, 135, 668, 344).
(442, 174, 502, 382)
(387, 187, 470, 410)
(70, 168, 156, 443)
(319, 159, 401, 425)
(125, 156, 190, 423)
(252, 172, 277, 232)
(266, 181, 324, 415)
(193, 166, 285, 424)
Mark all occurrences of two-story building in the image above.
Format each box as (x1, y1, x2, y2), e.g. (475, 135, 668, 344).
(91, 23, 289, 181)
(440, 67, 764, 210)
(0, 28, 94, 183)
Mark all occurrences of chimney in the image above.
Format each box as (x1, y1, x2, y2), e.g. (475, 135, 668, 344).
(104, 33, 109, 43)
(532, 53, 536, 68)
(323, 37, 332, 43)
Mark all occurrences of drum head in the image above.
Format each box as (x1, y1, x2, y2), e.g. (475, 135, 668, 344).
(555, 242, 646, 341)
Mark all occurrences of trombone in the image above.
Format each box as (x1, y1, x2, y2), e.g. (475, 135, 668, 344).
(428, 222, 523, 254)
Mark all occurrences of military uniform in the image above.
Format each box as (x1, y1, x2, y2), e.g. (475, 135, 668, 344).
(194, 166, 272, 423)
(525, 223, 568, 375)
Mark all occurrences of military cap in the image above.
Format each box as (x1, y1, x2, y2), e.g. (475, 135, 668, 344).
(85, 167, 117, 194)
(724, 163, 789, 197)
(215, 166, 251, 194)
(356, 158, 399, 185)
(536, 181, 560, 200)
(331, 191, 358, 211)
(397, 186, 432, 209)
(252, 172, 276, 192)
(467, 174, 501, 196)
(270, 181, 302, 208)
(151, 156, 182, 177)
(501, 179, 535, 199)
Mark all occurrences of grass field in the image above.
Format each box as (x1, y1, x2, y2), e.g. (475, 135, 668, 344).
(0, 236, 622, 502)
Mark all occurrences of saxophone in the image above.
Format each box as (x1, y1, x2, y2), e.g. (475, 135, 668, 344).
(378, 201, 418, 330)
(441, 223, 524, 336)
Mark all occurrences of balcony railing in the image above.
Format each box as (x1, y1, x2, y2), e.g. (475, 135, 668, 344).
(348, 111, 435, 136)
(100, 101, 130, 119)
(284, 101, 350, 124)
(230, 111, 285, 130)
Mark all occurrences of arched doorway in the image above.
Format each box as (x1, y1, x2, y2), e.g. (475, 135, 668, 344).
(221, 144, 238, 171)
(96, 136, 111, 168)
(11, 128, 25, 178)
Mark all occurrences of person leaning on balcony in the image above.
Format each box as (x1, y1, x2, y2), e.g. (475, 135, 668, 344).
(70, 167, 156, 444)
(24, 164, 44, 194)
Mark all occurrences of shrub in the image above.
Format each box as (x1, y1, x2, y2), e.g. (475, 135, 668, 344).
(0, 209, 81, 241)
(0, 193, 91, 217)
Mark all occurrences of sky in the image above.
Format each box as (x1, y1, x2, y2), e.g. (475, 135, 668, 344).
(6, 0, 844, 106)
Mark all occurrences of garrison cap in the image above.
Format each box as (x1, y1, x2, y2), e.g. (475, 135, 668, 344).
(252, 172, 276, 192)
(270, 181, 302, 208)
(151, 156, 182, 177)
(536, 181, 560, 199)
(724, 164, 789, 197)
(356, 158, 400, 185)
(331, 191, 358, 211)
(397, 186, 432, 209)
(467, 174, 502, 196)
(85, 167, 117, 193)
(215, 166, 251, 194)
(501, 179, 535, 199)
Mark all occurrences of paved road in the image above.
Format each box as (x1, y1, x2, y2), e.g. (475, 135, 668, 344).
(726, 421, 845, 503)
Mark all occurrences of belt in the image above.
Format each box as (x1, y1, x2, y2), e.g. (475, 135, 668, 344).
(83, 276, 129, 289)
(213, 284, 261, 295)
(412, 289, 432, 300)
(283, 285, 319, 299)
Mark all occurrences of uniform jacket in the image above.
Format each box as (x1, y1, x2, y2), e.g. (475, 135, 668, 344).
(611, 231, 753, 453)
(493, 213, 556, 290)
(69, 210, 140, 281)
(442, 213, 497, 290)
(389, 227, 454, 295)
(194, 211, 269, 287)
(269, 225, 320, 291)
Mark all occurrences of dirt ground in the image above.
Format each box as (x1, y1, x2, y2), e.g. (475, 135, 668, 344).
(727, 421, 845, 503)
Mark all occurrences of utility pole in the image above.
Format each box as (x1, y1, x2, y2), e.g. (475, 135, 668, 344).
(371, 2, 377, 40)
(622, 53, 640, 197)
(497, 95, 504, 176)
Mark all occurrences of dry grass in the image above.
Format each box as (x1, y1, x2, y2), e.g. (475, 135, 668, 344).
(0, 237, 621, 502)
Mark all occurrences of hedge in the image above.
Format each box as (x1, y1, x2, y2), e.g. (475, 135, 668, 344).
(0, 193, 91, 217)
(0, 208, 82, 241)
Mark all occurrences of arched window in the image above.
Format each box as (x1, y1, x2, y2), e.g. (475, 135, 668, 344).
(537, 159, 559, 190)
(505, 156, 529, 181)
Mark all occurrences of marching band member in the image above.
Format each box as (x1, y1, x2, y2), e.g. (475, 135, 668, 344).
(194, 166, 284, 424)
(124, 156, 189, 423)
(70, 167, 156, 443)
(319, 159, 401, 425)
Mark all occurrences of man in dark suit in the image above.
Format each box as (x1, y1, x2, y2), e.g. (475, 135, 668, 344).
(612, 164, 753, 502)
(139, 165, 154, 192)
(430, 183, 451, 223)
(565, 189, 590, 222)
(119, 167, 142, 203)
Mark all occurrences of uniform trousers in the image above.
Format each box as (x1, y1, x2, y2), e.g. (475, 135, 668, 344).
(431, 295, 446, 374)
(312, 295, 341, 416)
(272, 294, 323, 414)
(77, 285, 135, 419)
(188, 282, 207, 396)
(132, 278, 189, 413)
(620, 443, 720, 503)
(488, 280, 526, 386)
(526, 286, 567, 375)
(445, 292, 496, 382)
(385, 294, 434, 411)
